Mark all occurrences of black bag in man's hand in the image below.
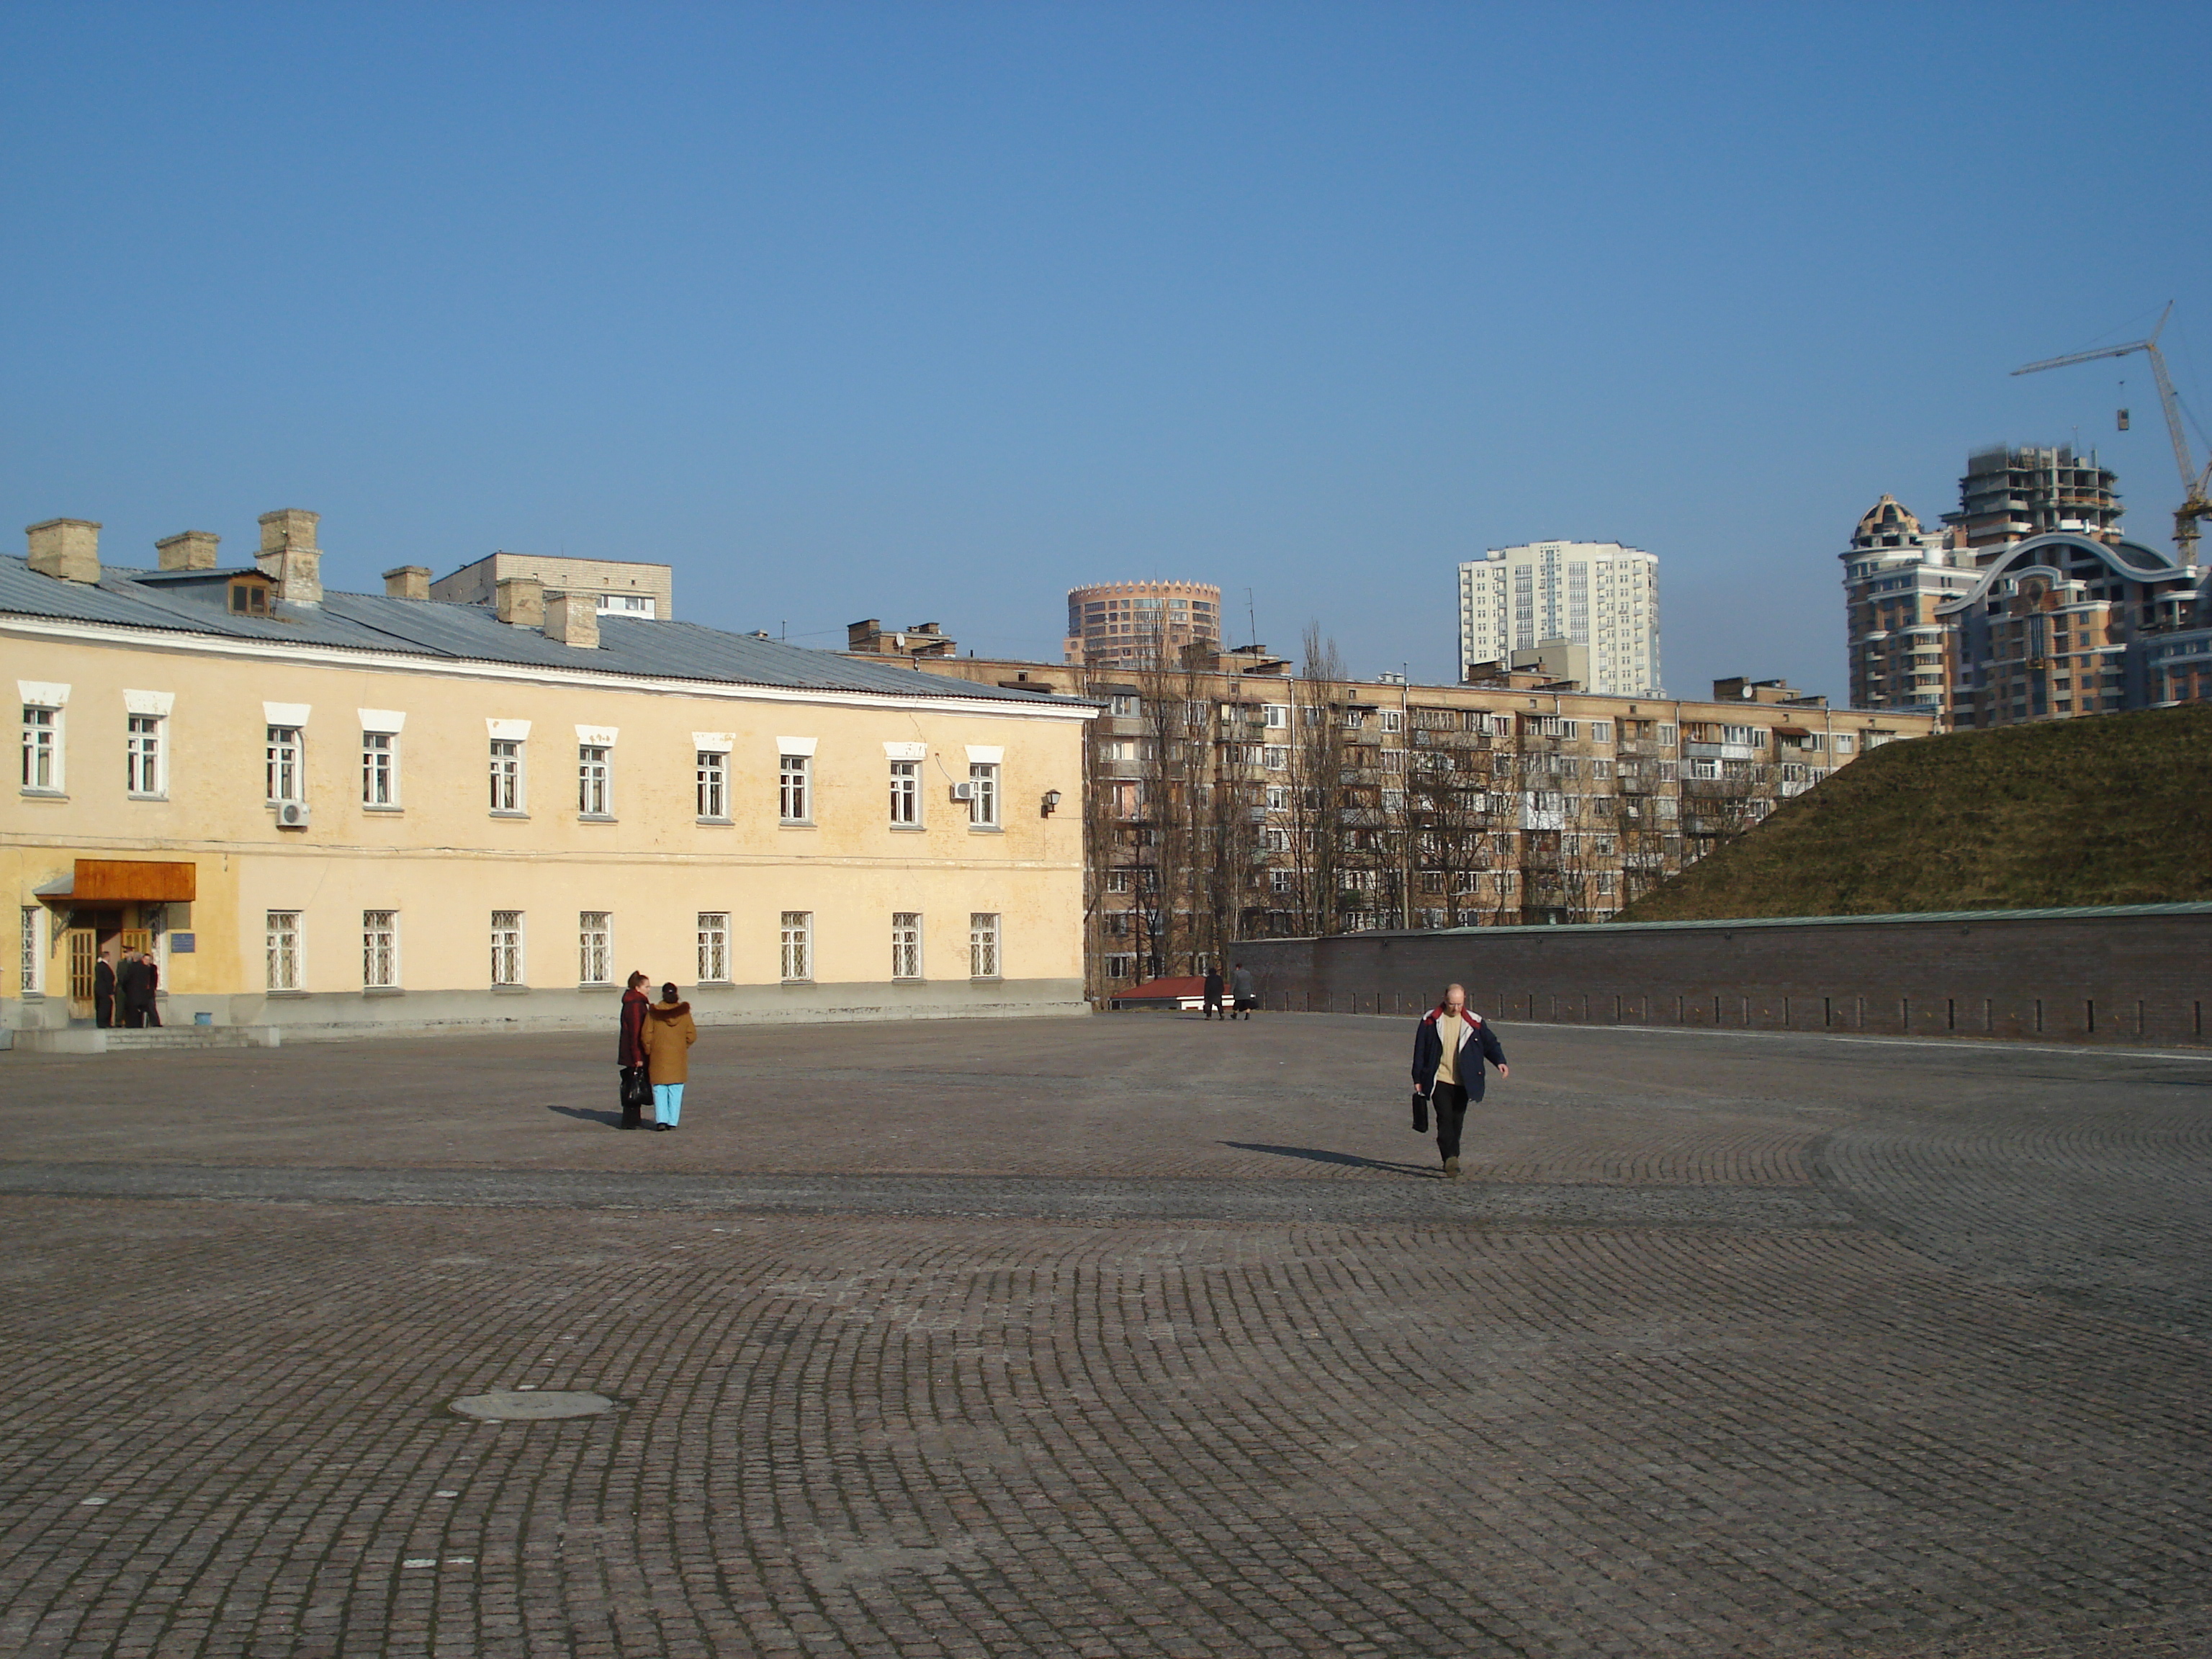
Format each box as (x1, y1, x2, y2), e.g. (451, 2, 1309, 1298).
(1411, 1091, 1429, 1134)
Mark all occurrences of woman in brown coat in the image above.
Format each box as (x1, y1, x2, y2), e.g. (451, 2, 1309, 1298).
(639, 982, 697, 1131)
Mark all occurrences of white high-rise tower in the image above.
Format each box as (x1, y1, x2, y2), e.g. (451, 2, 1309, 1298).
(1457, 540, 1661, 696)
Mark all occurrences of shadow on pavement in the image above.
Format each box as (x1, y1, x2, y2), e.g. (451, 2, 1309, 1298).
(547, 1105, 624, 1127)
(1223, 1141, 1439, 1177)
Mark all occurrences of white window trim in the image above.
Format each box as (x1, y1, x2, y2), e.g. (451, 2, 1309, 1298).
(889, 755, 922, 828)
(20, 701, 65, 794)
(358, 708, 406, 733)
(577, 910, 613, 986)
(126, 712, 167, 799)
(967, 760, 1002, 830)
(265, 724, 305, 805)
(20, 905, 45, 997)
(696, 911, 732, 983)
(891, 911, 924, 981)
(363, 909, 401, 990)
(968, 912, 1002, 980)
(489, 738, 527, 814)
(780, 910, 814, 983)
(266, 909, 304, 992)
(361, 729, 400, 809)
(577, 742, 615, 819)
(490, 910, 526, 987)
(487, 717, 531, 740)
(779, 752, 813, 824)
(696, 748, 730, 821)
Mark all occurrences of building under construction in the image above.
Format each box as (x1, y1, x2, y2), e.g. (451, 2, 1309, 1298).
(1943, 444, 2123, 549)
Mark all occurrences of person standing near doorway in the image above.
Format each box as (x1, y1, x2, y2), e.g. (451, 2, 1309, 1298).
(617, 971, 652, 1130)
(132, 948, 163, 1027)
(640, 982, 696, 1131)
(1409, 983, 1508, 1181)
(93, 945, 119, 1029)
(116, 949, 146, 1028)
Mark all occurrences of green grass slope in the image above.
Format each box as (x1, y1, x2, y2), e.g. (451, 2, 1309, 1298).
(1617, 703, 2212, 921)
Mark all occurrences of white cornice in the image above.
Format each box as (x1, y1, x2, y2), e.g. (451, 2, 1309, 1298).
(0, 613, 1097, 723)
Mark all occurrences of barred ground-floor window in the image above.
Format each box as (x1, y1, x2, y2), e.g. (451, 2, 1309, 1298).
(780, 912, 812, 983)
(969, 912, 1000, 980)
(363, 910, 399, 989)
(266, 911, 302, 991)
(891, 912, 922, 980)
(579, 912, 612, 985)
(698, 912, 730, 982)
(20, 906, 43, 994)
(490, 911, 525, 986)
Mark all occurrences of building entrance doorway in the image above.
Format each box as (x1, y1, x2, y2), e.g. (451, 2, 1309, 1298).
(60, 908, 127, 1022)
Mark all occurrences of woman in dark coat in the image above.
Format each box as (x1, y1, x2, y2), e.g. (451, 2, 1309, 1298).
(618, 971, 652, 1129)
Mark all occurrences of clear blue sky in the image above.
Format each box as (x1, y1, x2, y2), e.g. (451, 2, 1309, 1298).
(6, 4, 2209, 698)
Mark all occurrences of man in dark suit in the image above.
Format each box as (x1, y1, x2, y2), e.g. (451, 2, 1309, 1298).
(93, 946, 119, 1028)
(116, 949, 147, 1028)
(132, 950, 162, 1027)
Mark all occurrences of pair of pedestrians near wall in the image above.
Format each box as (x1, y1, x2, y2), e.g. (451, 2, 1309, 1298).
(617, 973, 696, 1131)
(1408, 982, 1509, 1180)
(1202, 961, 1256, 1021)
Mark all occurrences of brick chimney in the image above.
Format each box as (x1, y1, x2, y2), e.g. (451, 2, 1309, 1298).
(256, 508, 322, 604)
(156, 531, 220, 571)
(495, 575, 545, 626)
(26, 518, 102, 584)
(383, 565, 431, 601)
(543, 590, 600, 648)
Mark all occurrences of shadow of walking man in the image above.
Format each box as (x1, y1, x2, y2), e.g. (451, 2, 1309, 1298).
(1223, 1141, 1442, 1178)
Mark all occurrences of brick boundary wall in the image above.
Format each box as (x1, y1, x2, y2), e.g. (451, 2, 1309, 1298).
(1231, 906, 2212, 1047)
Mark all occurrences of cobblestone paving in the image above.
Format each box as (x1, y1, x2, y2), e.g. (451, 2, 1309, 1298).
(1, 1016, 2207, 1656)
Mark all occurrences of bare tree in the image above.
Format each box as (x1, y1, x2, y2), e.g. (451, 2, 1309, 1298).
(1403, 703, 1495, 927)
(1283, 624, 1354, 934)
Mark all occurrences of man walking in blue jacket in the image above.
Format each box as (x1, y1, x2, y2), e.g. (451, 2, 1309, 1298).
(1410, 983, 1509, 1180)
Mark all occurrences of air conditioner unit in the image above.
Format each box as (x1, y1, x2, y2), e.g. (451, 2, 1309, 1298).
(276, 801, 311, 828)
(950, 782, 976, 801)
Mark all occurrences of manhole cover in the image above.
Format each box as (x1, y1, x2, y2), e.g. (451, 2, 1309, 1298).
(449, 1390, 615, 1421)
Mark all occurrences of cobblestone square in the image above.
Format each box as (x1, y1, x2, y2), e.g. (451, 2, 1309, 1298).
(1, 1014, 2208, 1656)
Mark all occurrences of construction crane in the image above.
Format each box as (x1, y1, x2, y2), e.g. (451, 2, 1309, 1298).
(2013, 302, 2212, 567)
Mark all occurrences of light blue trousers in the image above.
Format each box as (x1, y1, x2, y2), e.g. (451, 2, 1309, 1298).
(653, 1083, 684, 1125)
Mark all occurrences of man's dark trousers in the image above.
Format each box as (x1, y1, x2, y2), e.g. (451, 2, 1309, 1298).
(1431, 1082, 1471, 1161)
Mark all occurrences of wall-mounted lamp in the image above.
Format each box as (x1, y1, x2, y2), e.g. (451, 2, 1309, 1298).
(1040, 789, 1063, 817)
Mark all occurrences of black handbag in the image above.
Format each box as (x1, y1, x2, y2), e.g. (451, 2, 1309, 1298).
(621, 1066, 652, 1110)
(1411, 1091, 1429, 1133)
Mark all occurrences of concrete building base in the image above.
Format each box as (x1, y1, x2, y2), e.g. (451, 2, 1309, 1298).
(4, 979, 1088, 1048)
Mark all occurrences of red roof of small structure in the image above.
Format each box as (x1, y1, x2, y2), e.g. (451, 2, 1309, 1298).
(1115, 975, 1206, 1001)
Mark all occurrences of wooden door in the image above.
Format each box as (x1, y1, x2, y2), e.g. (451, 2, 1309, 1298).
(120, 928, 152, 958)
(66, 929, 96, 1020)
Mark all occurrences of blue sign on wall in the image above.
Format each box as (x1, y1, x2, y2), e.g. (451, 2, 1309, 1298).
(170, 933, 196, 953)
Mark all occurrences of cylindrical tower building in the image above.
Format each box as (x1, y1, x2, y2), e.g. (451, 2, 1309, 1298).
(1064, 580, 1222, 666)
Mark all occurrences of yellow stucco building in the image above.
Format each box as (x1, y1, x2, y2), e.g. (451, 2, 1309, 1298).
(5, 513, 1092, 1046)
